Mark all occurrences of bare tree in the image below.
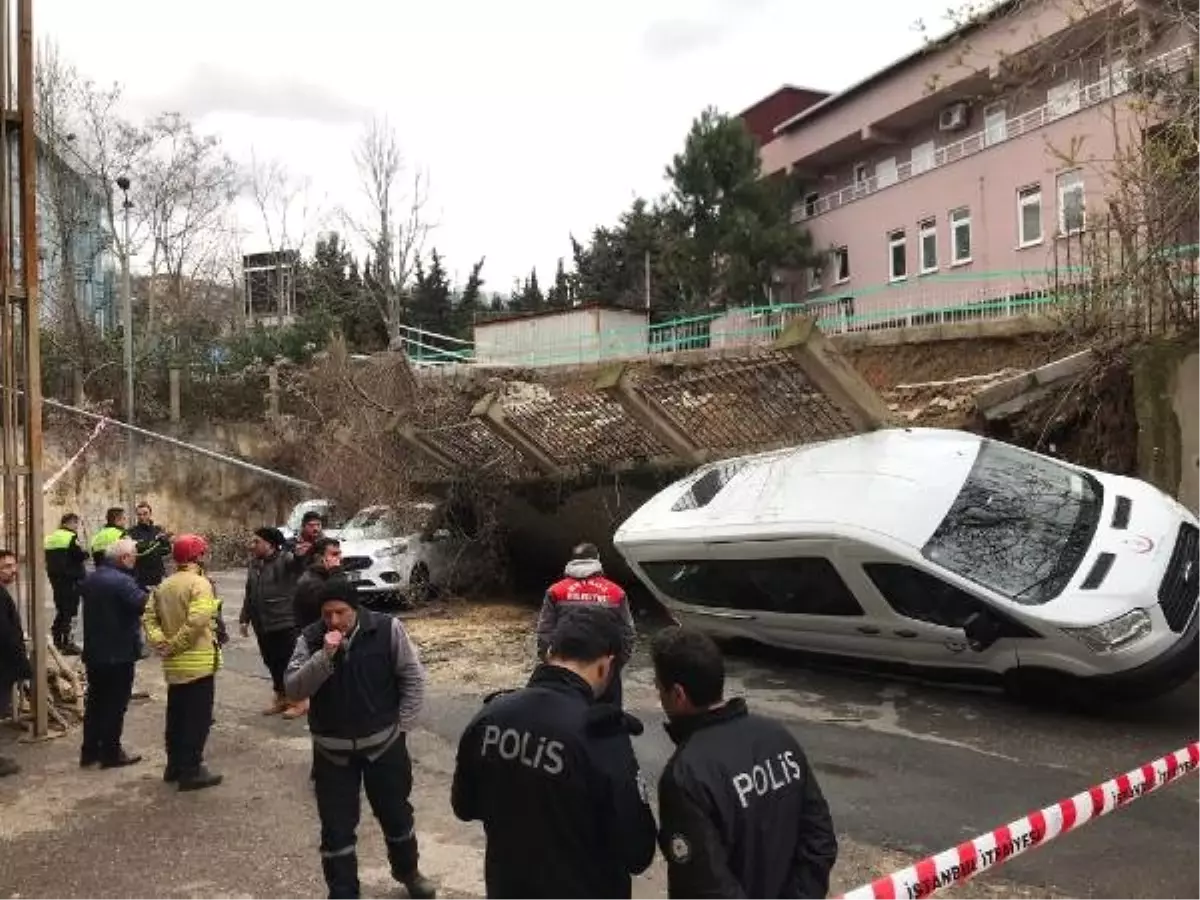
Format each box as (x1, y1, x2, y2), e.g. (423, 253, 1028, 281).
(135, 113, 244, 337)
(341, 117, 433, 340)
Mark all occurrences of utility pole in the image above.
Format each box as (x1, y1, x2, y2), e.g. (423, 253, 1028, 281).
(644, 249, 651, 311)
(116, 176, 135, 511)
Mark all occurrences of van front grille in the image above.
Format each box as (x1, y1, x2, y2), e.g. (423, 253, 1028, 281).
(1158, 524, 1199, 633)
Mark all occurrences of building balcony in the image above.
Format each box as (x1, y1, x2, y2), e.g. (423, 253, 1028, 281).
(792, 43, 1195, 224)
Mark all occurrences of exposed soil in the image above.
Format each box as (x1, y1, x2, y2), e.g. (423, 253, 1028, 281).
(403, 599, 538, 693)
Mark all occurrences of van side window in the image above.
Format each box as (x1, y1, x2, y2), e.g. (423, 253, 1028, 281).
(639, 558, 864, 616)
(864, 563, 990, 628)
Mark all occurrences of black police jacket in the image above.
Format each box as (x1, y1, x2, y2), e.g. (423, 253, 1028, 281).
(127, 523, 172, 588)
(451, 664, 657, 899)
(658, 698, 838, 899)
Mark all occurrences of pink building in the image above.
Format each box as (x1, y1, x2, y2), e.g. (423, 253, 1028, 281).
(754, 0, 1195, 333)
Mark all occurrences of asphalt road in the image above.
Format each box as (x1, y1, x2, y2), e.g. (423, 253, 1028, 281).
(209, 572, 1199, 898)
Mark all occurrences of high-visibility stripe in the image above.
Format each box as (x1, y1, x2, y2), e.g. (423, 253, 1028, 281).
(44, 528, 76, 551)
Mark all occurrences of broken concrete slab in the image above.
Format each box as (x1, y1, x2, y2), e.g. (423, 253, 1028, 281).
(975, 349, 1095, 420)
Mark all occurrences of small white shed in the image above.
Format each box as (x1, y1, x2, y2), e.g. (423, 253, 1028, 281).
(472, 304, 649, 367)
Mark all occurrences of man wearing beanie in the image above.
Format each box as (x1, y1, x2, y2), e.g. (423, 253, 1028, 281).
(285, 577, 436, 900)
(452, 605, 657, 898)
(239, 527, 304, 717)
(142, 533, 223, 791)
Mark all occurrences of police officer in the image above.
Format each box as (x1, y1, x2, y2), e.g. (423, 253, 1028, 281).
(535, 542, 636, 708)
(90, 507, 129, 566)
(452, 606, 657, 898)
(651, 627, 838, 899)
(284, 577, 436, 900)
(44, 513, 89, 654)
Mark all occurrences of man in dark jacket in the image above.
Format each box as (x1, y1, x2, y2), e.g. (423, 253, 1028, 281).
(44, 512, 89, 654)
(535, 542, 636, 708)
(127, 501, 173, 589)
(80, 537, 149, 769)
(285, 578, 436, 900)
(239, 527, 302, 717)
(0, 548, 32, 778)
(452, 607, 658, 899)
(651, 627, 837, 899)
(292, 536, 342, 631)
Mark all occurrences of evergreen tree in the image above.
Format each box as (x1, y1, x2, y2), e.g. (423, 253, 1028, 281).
(410, 249, 454, 337)
(545, 257, 572, 309)
(452, 257, 486, 338)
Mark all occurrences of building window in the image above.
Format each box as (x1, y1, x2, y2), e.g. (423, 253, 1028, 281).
(1057, 169, 1086, 235)
(888, 229, 907, 282)
(911, 140, 936, 175)
(803, 192, 820, 218)
(1017, 184, 1043, 246)
(876, 157, 898, 188)
(808, 264, 821, 293)
(984, 103, 1007, 146)
(950, 207, 972, 265)
(918, 218, 938, 273)
(853, 163, 869, 191)
(1100, 58, 1129, 96)
(834, 247, 850, 283)
(1047, 79, 1081, 118)
(638, 557, 865, 617)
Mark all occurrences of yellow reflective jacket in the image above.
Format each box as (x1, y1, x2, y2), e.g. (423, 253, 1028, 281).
(90, 526, 126, 556)
(143, 565, 223, 685)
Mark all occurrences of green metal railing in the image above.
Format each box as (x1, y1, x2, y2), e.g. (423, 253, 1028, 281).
(401, 247, 1198, 368)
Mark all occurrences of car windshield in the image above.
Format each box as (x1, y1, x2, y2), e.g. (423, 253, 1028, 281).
(922, 440, 1104, 606)
(341, 507, 402, 541)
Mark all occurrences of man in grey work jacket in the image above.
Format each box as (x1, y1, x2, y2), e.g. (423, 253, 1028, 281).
(285, 577, 437, 900)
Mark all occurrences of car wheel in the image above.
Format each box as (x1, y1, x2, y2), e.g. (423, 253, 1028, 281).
(408, 563, 433, 603)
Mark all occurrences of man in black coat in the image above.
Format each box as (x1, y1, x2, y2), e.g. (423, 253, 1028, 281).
(80, 537, 149, 769)
(127, 501, 173, 590)
(292, 536, 342, 631)
(0, 548, 32, 778)
(651, 627, 837, 899)
(239, 527, 301, 717)
(451, 606, 658, 898)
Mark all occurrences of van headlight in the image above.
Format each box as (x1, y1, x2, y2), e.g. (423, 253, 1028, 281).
(373, 541, 408, 559)
(1062, 608, 1153, 653)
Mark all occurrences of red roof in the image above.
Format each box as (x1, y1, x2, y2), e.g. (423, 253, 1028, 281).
(737, 85, 830, 147)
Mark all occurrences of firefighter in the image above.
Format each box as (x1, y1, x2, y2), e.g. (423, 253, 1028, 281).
(651, 627, 838, 899)
(44, 513, 89, 654)
(142, 534, 224, 791)
(284, 577, 436, 900)
(452, 606, 657, 898)
(536, 541, 635, 708)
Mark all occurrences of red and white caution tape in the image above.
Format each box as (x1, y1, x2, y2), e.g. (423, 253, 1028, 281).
(43, 418, 108, 493)
(841, 741, 1200, 900)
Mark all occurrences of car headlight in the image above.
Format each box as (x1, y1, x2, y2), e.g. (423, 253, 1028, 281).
(373, 541, 408, 560)
(1062, 608, 1153, 653)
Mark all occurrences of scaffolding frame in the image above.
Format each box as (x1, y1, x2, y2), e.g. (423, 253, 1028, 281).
(0, 0, 48, 737)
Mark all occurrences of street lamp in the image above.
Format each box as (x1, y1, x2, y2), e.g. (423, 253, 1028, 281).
(116, 175, 135, 511)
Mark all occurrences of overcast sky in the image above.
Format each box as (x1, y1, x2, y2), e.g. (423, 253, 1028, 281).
(40, 0, 955, 294)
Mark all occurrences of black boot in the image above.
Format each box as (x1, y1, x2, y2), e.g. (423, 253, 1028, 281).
(79, 747, 100, 768)
(0, 756, 19, 777)
(177, 765, 223, 792)
(321, 852, 360, 899)
(162, 764, 180, 783)
(400, 871, 437, 900)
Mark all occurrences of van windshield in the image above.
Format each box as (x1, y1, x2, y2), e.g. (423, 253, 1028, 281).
(922, 440, 1104, 606)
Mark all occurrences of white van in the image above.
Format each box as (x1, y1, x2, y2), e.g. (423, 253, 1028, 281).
(613, 428, 1198, 699)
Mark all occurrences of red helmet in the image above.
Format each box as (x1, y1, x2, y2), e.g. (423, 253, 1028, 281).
(172, 534, 209, 565)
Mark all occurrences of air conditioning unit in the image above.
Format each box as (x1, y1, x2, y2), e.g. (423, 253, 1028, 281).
(938, 102, 969, 132)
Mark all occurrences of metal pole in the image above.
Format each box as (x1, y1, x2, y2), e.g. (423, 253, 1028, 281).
(18, 0, 49, 738)
(644, 250, 651, 311)
(120, 187, 135, 512)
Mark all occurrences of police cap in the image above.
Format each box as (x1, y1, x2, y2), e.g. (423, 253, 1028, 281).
(548, 605, 623, 663)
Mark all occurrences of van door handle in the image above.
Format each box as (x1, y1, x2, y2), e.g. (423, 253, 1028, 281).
(856, 625, 881, 635)
(894, 629, 918, 638)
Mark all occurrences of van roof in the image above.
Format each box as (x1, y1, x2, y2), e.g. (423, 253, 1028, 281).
(614, 428, 984, 550)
